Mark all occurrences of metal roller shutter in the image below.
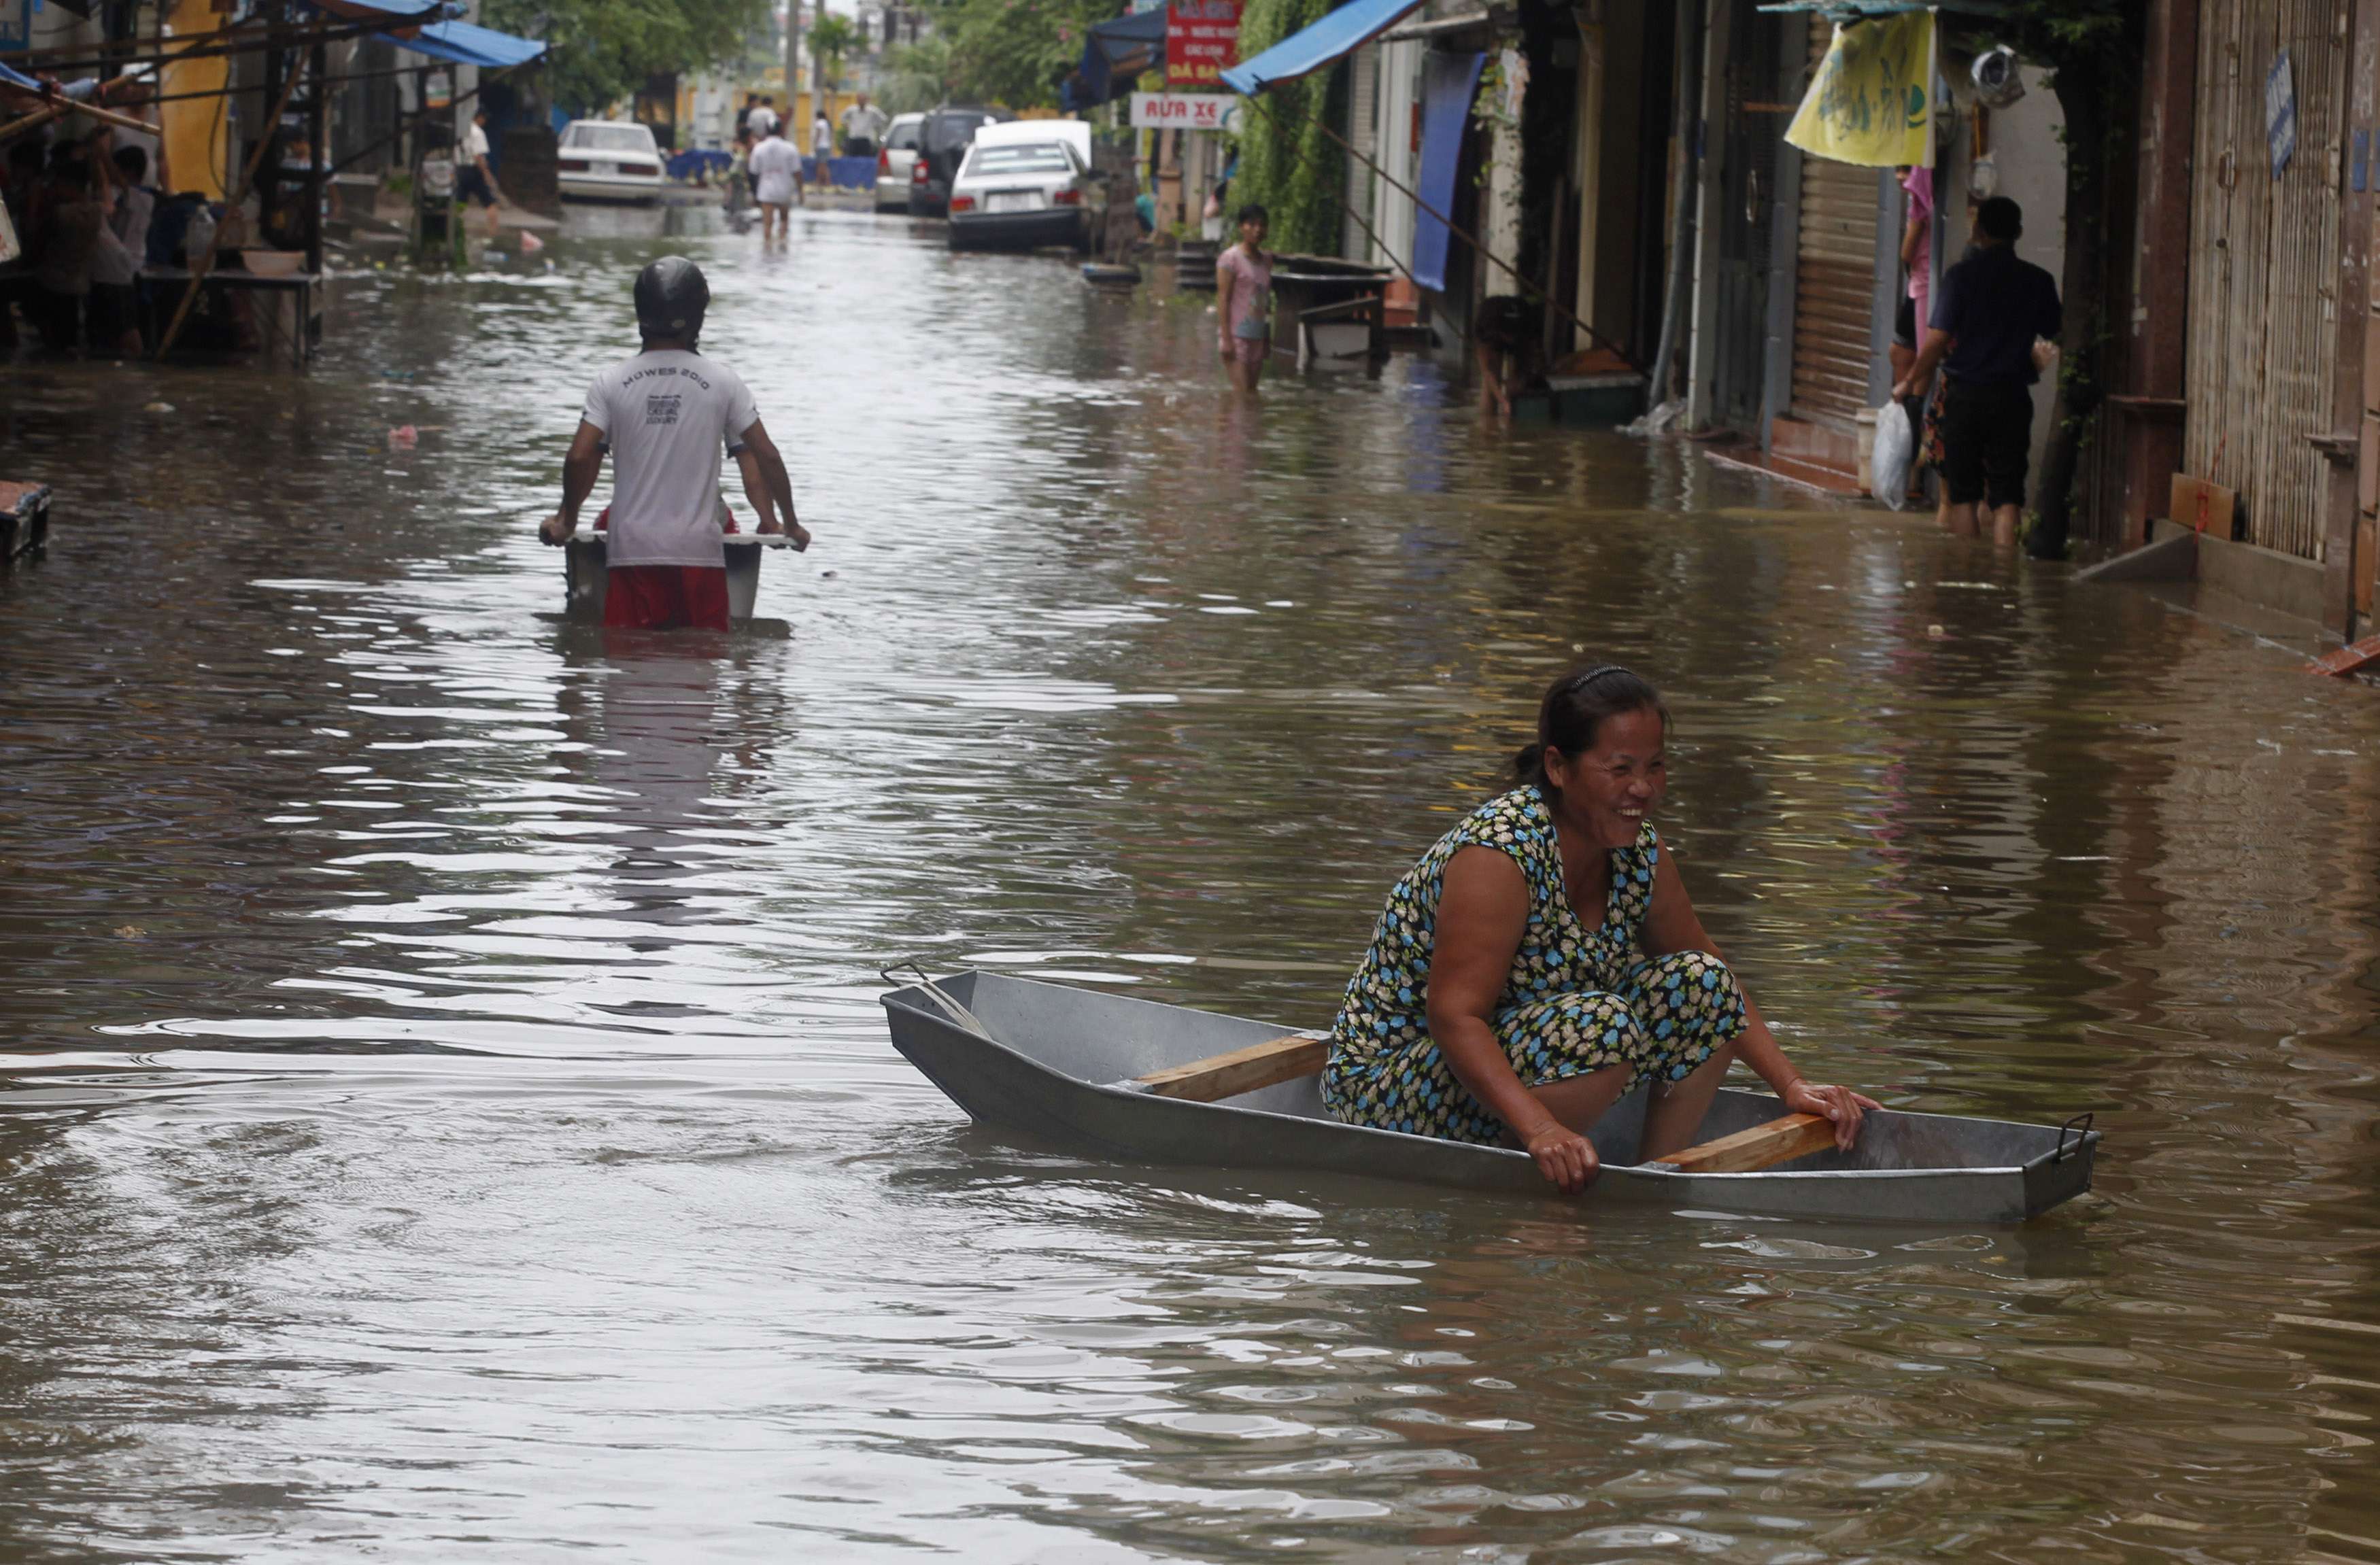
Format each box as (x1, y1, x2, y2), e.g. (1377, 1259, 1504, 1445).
(1788, 19, 1881, 430)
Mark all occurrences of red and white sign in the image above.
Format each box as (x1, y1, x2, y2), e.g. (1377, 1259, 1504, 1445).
(1129, 92, 1242, 133)
(1166, 0, 1242, 89)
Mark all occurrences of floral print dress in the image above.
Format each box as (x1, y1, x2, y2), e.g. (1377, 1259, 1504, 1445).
(1321, 787, 1748, 1146)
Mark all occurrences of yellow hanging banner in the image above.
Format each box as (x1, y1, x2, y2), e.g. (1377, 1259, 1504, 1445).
(1785, 11, 1935, 169)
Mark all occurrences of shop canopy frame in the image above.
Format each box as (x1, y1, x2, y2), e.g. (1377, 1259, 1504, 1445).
(1220, 0, 1639, 368)
(1064, 7, 1166, 112)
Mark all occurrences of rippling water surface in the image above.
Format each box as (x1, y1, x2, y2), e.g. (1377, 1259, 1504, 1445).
(5, 205, 2380, 1562)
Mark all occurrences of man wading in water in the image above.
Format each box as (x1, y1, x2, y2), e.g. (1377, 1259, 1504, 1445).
(539, 258, 811, 630)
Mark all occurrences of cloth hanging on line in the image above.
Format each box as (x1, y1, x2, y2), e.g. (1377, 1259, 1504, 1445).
(1410, 51, 1484, 294)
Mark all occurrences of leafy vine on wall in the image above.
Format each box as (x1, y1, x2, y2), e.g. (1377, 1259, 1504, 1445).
(1227, 0, 1345, 256)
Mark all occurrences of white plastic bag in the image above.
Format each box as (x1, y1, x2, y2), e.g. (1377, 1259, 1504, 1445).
(1871, 396, 1916, 511)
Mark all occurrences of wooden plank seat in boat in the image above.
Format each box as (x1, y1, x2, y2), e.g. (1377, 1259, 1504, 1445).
(1130, 1033, 1838, 1173)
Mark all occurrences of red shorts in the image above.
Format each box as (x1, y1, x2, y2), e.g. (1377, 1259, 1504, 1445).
(602, 565, 730, 631)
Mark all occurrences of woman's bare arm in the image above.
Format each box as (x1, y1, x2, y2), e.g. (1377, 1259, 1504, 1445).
(1425, 848, 1597, 1188)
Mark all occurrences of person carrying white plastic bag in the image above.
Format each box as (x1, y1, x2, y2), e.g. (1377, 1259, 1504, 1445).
(1871, 394, 1918, 511)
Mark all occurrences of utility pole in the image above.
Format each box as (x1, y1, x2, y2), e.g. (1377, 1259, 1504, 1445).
(783, 0, 802, 116)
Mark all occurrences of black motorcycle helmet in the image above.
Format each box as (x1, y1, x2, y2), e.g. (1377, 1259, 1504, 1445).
(632, 256, 709, 346)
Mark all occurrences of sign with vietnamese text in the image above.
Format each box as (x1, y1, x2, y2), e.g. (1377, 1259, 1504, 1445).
(1166, 0, 1241, 90)
(2266, 48, 2297, 177)
(1784, 10, 1934, 169)
(1129, 92, 1242, 133)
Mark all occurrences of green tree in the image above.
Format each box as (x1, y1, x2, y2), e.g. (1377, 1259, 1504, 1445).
(1228, 0, 1342, 254)
(810, 12, 861, 88)
(880, 34, 957, 112)
(907, 0, 1117, 109)
(486, 0, 769, 116)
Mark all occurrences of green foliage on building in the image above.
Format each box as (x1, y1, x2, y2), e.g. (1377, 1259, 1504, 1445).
(1227, 0, 1344, 256)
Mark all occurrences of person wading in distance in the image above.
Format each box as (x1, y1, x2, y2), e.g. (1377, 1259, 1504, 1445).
(1214, 202, 1273, 394)
(1894, 196, 2062, 547)
(539, 258, 811, 631)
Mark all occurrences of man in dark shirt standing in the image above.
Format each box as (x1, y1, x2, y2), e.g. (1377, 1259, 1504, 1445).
(1895, 196, 2061, 544)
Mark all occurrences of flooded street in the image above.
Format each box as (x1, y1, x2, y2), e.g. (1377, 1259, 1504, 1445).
(7, 205, 2380, 1561)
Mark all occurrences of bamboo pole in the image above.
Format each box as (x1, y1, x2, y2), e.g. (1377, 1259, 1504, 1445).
(156, 50, 309, 360)
(0, 103, 69, 148)
(0, 93, 163, 143)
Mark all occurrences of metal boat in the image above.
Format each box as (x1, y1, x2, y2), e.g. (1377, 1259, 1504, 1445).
(880, 969, 2100, 1224)
(1, 480, 50, 564)
(562, 519, 794, 623)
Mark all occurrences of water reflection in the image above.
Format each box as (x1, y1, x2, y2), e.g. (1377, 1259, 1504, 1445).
(0, 200, 2378, 1558)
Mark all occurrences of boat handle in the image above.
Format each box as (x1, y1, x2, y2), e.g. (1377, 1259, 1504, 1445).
(881, 959, 993, 1039)
(2053, 1112, 2094, 1163)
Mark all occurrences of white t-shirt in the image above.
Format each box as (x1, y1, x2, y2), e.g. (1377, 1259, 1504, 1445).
(811, 116, 832, 156)
(748, 135, 800, 205)
(581, 350, 760, 569)
(462, 121, 490, 162)
(747, 105, 779, 137)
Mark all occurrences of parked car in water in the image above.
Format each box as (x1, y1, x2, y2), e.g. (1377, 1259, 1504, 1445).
(946, 119, 1106, 253)
(907, 105, 1013, 217)
(874, 112, 924, 212)
(556, 120, 665, 203)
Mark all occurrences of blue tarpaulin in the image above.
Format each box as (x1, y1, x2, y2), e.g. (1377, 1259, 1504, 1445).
(304, 0, 456, 20)
(1409, 50, 1482, 292)
(1219, 0, 1425, 94)
(1, 60, 40, 92)
(393, 18, 547, 69)
(1063, 7, 1166, 113)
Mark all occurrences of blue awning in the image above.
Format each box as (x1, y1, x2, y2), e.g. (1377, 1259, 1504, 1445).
(393, 18, 547, 68)
(1410, 49, 1482, 292)
(305, 0, 456, 20)
(1063, 7, 1166, 113)
(1221, 0, 1427, 94)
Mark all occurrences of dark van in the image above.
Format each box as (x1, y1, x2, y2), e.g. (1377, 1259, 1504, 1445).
(908, 105, 1014, 217)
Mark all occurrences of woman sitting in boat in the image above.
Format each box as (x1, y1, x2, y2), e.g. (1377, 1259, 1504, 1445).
(1323, 666, 1878, 1192)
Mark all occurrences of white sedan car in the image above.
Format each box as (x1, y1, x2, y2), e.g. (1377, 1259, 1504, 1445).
(557, 120, 664, 204)
(946, 124, 1105, 252)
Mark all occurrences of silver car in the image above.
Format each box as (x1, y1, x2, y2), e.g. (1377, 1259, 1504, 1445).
(945, 132, 1105, 253)
(874, 112, 923, 212)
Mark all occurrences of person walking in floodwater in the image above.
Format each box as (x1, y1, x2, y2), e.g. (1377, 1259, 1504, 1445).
(1214, 203, 1272, 393)
(1321, 666, 1878, 1193)
(539, 258, 810, 631)
(1895, 196, 2062, 546)
(747, 126, 801, 240)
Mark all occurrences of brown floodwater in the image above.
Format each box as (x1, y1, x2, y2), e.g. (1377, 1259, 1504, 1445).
(3, 202, 2380, 1562)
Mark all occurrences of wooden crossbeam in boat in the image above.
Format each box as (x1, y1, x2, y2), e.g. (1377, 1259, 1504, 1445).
(1654, 1113, 1837, 1174)
(1132, 1032, 1328, 1103)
